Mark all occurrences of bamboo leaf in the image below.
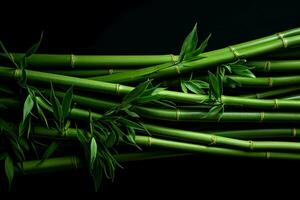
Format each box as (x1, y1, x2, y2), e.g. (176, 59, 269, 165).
(0, 40, 19, 68)
(39, 142, 59, 164)
(195, 33, 211, 55)
(179, 23, 198, 62)
(230, 64, 256, 78)
(118, 117, 144, 131)
(25, 32, 43, 57)
(124, 109, 140, 118)
(50, 83, 63, 121)
(36, 104, 49, 127)
(152, 100, 176, 109)
(122, 80, 151, 106)
(62, 86, 73, 118)
(23, 94, 34, 123)
(106, 133, 116, 148)
(90, 137, 97, 169)
(224, 76, 241, 88)
(184, 80, 208, 95)
(180, 78, 188, 93)
(186, 33, 211, 59)
(208, 71, 221, 100)
(208, 104, 224, 116)
(5, 155, 14, 190)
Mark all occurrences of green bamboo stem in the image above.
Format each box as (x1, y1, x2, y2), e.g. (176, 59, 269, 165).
(19, 156, 83, 175)
(135, 136, 300, 160)
(249, 60, 300, 72)
(133, 106, 300, 122)
(43, 69, 132, 77)
(2, 54, 178, 68)
(19, 151, 192, 175)
(143, 124, 300, 150)
(209, 128, 300, 139)
(241, 86, 300, 99)
(91, 34, 300, 83)
(227, 75, 300, 87)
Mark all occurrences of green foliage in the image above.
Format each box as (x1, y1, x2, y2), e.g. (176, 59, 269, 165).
(50, 83, 74, 133)
(219, 59, 256, 88)
(178, 23, 211, 62)
(90, 137, 97, 169)
(39, 142, 59, 164)
(5, 155, 14, 190)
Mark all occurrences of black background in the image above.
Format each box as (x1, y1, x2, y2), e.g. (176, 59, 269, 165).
(1, 0, 300, 194)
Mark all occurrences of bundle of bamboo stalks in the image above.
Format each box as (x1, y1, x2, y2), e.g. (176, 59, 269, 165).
(1, 24, 300, 191)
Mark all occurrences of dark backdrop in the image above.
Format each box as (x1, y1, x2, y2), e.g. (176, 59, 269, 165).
(1, 0, 300, 194)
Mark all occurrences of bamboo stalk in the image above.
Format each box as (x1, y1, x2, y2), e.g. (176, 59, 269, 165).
(133, 106, 300, 122)
(135, 136, 300, 160)
(241, 86, 300, 99)
(249, 60, 300, 72)
(20, 151, 193, 175)
(227, 75, 300, 87)
(2, 54, 178, 68)
(208, 128, 300, 139)
(43, 69, 132, 77)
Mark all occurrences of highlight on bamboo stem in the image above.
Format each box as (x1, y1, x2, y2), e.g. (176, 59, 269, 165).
(2, 24, 300, 191)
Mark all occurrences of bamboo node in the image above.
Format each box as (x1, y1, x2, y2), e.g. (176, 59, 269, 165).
(264, 61, 271, 72)
(175, 64, 181, 75)
(115, 84, 121, 96)
(228, 46, 240, 59)
(70, 54, 75, 68)
(266, 152, 270, 159)
(220, 95, 224, 104)
(292, 128, 297, 137)
(210, 135, 217, 145)
(176, 109, 180, 121)
(249, 140, 254, 150)
(260, 112, 265, 123)
(268, 77, 273, 87)
(148, 136, 152, 147)
(108, 69, 114, 75)
(277, 32, 288, 48)
(273, 99, 279, 109)
(14, 69, 22, 80)
(170, 54, 177, 64)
